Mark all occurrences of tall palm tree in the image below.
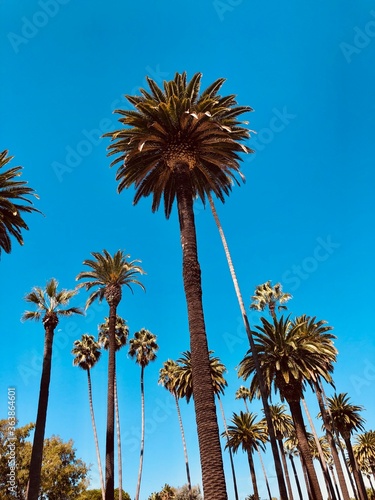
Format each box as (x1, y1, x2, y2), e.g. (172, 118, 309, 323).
(268, 403, 295, 500)
(72, 334, 105, 500)
(105, 71, 252, 500)
(158, 359, 192, 492)
(327, 393, 367, 500)
(250, 281, 292, 320)
(129, 328, 159, 500)
(0, 150, 41, 255)
(353, 431, 375, 478)
(208, 198, 288, 500)
(76, 250, 145, 500)
(238, 315, 337, 500)
(22, 278, 83, 500)
(225, 411, 268, 500)
(99, 315, 129, 500)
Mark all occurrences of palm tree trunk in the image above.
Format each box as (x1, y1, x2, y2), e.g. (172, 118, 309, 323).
(314, 380, 350, 500)
(176, 165, 227, 500)
(302, 396, 337, 500)
(218, 396, 239, 500)
(344, 436, 368, 500)
(257, 448, 273, 500)
(277, 439, 294, 500)
(247, 450, 260, 500)
(135, 365, 145, 500)
(173, 391, 192, 492)
(114, 376, 122, 500)
(289, 453, 304, 500)
(208, 192, 288, 500)
(87, 369, 105, 500)
(287, 398, 323, 500)
(26, 322, 55, 500)
(105, 304, 117, 500)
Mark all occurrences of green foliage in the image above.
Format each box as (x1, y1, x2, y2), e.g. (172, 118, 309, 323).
(148, 484, 202, 500)
(0, 420, 89, 499)
(78, 488, 130, 500)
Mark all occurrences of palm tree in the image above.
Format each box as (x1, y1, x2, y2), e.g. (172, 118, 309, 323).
(158, 359, 192, 492)
(327, 393, 367, 500)
(129, 328, 159, 500)
(99, 315, 129, 500)
(224, 411, 268, 500)
(0, 150, 41, 255)
(284, 440, 304, 500)
(105, 71, 252, 500)
(238, 315, 337, 500)
(208, 199, 288, 500)
(268, 403, 295, 500)
(76, 249, 145, 500)
(353, 431, 375, 478)
(235, 386, 251, 412)
(250, 281, 292, 319)
(72, 334, 105, 500)
(22, 278, 83, 500)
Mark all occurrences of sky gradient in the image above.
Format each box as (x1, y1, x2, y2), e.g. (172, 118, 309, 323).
(1, 1, 375, 499)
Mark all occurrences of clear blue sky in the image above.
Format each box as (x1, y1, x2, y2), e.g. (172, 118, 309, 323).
(1, 1, 374, 499)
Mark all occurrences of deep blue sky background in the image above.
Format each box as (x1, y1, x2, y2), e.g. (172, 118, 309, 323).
(1, 1, 374, 499)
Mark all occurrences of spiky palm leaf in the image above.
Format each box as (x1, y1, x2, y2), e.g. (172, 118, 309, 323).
(72, 334, 102, 371)
(0, 150, 41, 255)
(250, 280, 292, 317)
(98, 315, 129, 352)
(105, 72, 252, 218)
(326, 393, 365, 439)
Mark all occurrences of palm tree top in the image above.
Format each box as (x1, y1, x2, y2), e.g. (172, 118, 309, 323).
(158, 359, 180, 394)
(76, 249, 145, 309)
(98, 315, 129, 351)
(225, 411, 268, 454)
(250, 280, 292, 317)
(128, 328, 158, 367)
(105, 71, 253, 218)
(235, 385, 251, 401)
(0, 150, 41, 255)
(22, 278, 83, 323)
(327, 392, 366, 437)
(72, 334, 102, 371)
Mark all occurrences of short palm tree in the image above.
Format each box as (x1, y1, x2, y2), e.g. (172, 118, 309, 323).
(105, 71, 252, 500)
(250, 281, 292, 320)
(22, 278, 83, 500)
(0, 150, 41, 255)
(129, 328, 158, 500)
(327, 393, 367, 500)
(158, 359, 192, 492)
(76, 249, 145, 500)
(238, 315, 337, 500)
(225, 411, 268, 500)
(235, 386, 251, 412)
(72, 334, 105, 500)
(98, 315, 129, 500)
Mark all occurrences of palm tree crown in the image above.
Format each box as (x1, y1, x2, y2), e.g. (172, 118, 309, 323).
(250, 281, 292, 318)
(98, 315, 129, 351)
(225, 411, 268, 454)
(105, 71, 252, 217)
(72, 334, 102, 371)
(129, 328, 159, 367)
(326, 393, 366, 439)
(0, 150, 41, 255)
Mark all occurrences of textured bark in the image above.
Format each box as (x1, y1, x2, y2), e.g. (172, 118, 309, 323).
(115, 377, 122, 500)
(26, 319, 56, 500)
(218, 396, 239, 500)
(287, 398, 323, 500)
(135, 365, 145, 500)
(105, 303, 117, 500)
(344, 436, 368, 500)
(208, 193, 288, 500)
(278, 439, 294, 500)
(174, 392, 192, 491)
(176, 166, 227, 499)
(314, 381, 350, 500)
(87, 369, 105, 500)
(289, 454, 304, 500)
(247, 450, 260, 500)
(257, 449, 273, 500)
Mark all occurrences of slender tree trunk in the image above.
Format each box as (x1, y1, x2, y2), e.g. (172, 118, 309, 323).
(176, 166, 227, 500)
(344, 436, 368, 500)
(105, 303, 117, 500)
(330, 465, 343, 500)
(87, 369, 105, 500)
(247, 450, 260, 500)
(218, 396, 239, 500)
(287, 398, 323, 500)
(173, 392, 192, 492)
(26, 321, 56, 500)
(278, 439, 294, 500)
(289, 453, 304, 500)
(135, 365, 145, 500)
(302, 396, 337, 500)
(115, 376, 122, 500)
(314, 380, 350, 500)
(208, 193, 288, 500)
(257, 448, 273, 500)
